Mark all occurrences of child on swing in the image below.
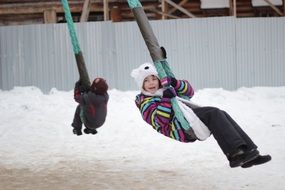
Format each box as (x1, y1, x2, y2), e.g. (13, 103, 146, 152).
(131, 62, 271, 168)
(71, 78, 109, 136)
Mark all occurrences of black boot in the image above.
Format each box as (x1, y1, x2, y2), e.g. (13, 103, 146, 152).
(241, 155, 272, 168)
(229, 149, 259, 168)
(73, 128, 82, 136)
(83, 128, 98, 135)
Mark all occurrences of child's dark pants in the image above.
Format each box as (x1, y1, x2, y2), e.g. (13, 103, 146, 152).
(72, 105, 82, 130)
(192, 107, 257, 157)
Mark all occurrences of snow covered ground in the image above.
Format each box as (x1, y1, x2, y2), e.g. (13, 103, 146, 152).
(0, 86, 285, 190)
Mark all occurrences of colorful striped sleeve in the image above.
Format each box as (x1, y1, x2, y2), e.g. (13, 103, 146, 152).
(173, 79, 194, 98)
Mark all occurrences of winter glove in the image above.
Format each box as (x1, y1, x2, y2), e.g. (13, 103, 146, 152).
(75, 80, 90, 93)
(161, 46, 167, 59)
(73, 128, 82, 136)
(163, 87, 177, 99)
(160, 77, 171, 86)
(80, 85, 90, 93)
(170, 77, 177, 87)
(160, 77, 177, 87)
(75, 80, 81, 89)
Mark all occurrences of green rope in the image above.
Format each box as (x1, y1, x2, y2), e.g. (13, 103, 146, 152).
(61, 0, 81, 54)
(127, 0, 142, 9)
(155, 59, 175, 78)
(61, 0, 90, 87)
(154, 60, 167, 79)
(129, 0, 192, 131)
(160, 60, 175, 78)
(154, 60, 190, 129)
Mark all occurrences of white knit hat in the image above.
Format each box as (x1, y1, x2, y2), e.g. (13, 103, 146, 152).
(131, 62, 159, 90)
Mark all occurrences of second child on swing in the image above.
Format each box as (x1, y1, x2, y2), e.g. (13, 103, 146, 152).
(71, 78, 109, 136)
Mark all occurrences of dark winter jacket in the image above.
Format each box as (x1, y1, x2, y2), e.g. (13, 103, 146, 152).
(74, 85, 109, 129)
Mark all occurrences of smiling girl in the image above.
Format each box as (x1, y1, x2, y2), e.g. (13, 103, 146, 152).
(131, 62, 271, 168)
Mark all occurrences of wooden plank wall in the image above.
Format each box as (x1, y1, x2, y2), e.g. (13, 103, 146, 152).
(0, 0, 284, 26)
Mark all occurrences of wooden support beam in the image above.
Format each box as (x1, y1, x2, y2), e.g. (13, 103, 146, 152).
(229, 0, 233, 16)
(145, 7, 179, 19)
(263, 0, 283, 16)
(80, 0, 91, 22)
(168, 0, 188, 15)
(162, 0, 196, 18)
(161, 0, 168, 19)
(44, 8, 57, 23)
(0, 14, 44, 26)
(104, 0, 109, 21)
(0, 2, 103, 15)
(233, 0, 237, 17)
(229, 0, 237, 17)
(283, 0, 285, 16)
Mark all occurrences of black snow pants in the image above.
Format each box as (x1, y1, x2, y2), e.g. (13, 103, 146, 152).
(192, 106, 257, 157)
(71, 105, 82, 130)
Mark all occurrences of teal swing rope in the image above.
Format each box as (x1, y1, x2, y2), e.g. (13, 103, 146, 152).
(127, 0, 191, 131)
(61, 0, 90, 87)
(127, 0, 142, 9)
(61, 0, 81, 54)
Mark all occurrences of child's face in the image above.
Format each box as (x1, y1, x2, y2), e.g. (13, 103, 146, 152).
(143, 75, 160, 94)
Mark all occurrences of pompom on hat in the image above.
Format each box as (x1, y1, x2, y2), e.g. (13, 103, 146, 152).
(91, 77, 108, 94)
(131, 62, 159, 90)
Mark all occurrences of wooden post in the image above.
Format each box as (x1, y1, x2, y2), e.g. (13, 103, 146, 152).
(229, 0, 233, 16)
(103, 0, 109, 21)
(230, 0, 237, 17)
(80, 0, 91, 22)
(44, 8, 57, 23)
(283, 0, 285, 16)
(161, 0, 168, 20)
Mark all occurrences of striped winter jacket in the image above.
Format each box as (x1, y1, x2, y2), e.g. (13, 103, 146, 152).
(135, 79, 195, 142)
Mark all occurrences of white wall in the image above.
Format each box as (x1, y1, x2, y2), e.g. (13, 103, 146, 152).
(0, 17, 285, 93)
